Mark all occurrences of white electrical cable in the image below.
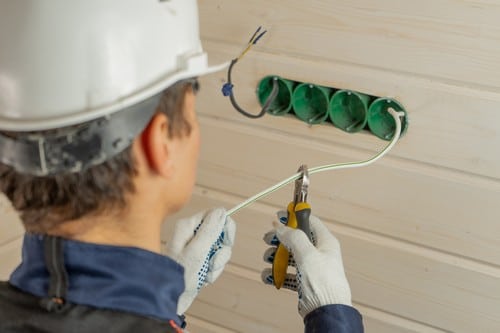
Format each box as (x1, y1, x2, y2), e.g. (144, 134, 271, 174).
(227, 108, 405, 216)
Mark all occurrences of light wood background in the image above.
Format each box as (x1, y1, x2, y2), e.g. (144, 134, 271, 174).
(171, 1, 500, 331)
(2, 1, 500, 332)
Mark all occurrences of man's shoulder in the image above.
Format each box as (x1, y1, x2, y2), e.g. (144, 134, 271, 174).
(0, 281, 183, 333)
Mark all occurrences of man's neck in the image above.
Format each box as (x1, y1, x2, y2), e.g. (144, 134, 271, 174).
(47, 208, 165, 254)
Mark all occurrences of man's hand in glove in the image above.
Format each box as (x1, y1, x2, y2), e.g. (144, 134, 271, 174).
(262, 213, 351, 318)
(166, 207, 236, 316)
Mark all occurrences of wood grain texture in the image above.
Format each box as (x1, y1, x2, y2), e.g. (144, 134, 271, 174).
(0, 237, 22, 280)
(197, 40, 500, 180)
(0, 195, 24, 281)
(189, 5, 500, 327)
(164, 188, 500, 332)
(0, 195, 24, 246)
(0, 1, 498, 332)
(189, 271, 444, 333)
(199, 0, 500, 89)
(185, 315, 237, 333)
(194, 116, 500, 268)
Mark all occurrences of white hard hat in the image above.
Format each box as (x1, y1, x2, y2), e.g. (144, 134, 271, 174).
(0, 0, 228, 131)
(0, 0, 229, 176)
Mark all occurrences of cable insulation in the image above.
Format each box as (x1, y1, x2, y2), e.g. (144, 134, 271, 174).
(227, 108, 404, 216)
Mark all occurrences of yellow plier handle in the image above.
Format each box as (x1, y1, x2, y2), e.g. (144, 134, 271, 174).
(272, 201, 297, 289)
(272, 165, 312, 289)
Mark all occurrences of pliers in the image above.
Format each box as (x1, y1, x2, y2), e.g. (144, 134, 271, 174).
(272, 164, 313, 289)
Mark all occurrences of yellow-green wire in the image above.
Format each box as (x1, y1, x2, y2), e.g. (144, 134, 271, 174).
(237, 45, 253, 61)
(237, 26, 266, 61)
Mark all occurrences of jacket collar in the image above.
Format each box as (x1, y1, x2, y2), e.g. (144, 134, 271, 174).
(10, 233, 185, 325)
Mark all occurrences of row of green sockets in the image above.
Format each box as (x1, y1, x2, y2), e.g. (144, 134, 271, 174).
(257, 76, 409, 141)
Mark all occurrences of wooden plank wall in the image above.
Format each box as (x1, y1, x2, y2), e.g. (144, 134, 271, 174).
(0, 195, 24, 280)
(1, 1, 499, 332)
(164, 0, 500, 332)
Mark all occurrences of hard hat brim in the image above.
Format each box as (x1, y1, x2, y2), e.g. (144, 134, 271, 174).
(0, 58, 230, 132)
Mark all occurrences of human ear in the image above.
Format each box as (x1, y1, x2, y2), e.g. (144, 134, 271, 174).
(140, 112, 174, 178)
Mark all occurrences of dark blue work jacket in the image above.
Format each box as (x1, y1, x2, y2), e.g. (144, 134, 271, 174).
(0, 234, 363, 332)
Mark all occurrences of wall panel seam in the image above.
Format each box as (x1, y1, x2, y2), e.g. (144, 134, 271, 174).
(202, 39, 500, 100)
(223, 263, 451, 333)
(192, 185, 500, 277)
(200, 37, 500, 93)
(198, 114, 500, 189)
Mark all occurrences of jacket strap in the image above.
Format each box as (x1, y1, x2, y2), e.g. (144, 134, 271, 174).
(40, 236, 69, 312)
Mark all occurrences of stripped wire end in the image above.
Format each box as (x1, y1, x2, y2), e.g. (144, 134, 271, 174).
(222, 26, 279, 119)
(253, 29, 267, 45)
(238, 27, 268, 61)
(248, 26, 263, 43)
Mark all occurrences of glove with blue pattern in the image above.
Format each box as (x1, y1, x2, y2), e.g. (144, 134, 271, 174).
(166, 207, 236, 315)
(262, 212, 352, 318)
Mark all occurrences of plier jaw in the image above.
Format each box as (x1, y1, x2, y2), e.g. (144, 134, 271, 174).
(294, 164, 309, 204)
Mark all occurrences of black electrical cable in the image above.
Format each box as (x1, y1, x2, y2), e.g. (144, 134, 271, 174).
(223, 59, 279, 119)
(221, 26, 279, 119)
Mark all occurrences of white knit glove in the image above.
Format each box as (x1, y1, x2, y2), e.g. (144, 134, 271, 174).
(262, 213, 352, 318)
(166, 207, 236, 315)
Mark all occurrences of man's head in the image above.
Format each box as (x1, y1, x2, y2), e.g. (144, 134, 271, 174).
(0, 1, 228, 240)
(0, 79, 200, 234)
